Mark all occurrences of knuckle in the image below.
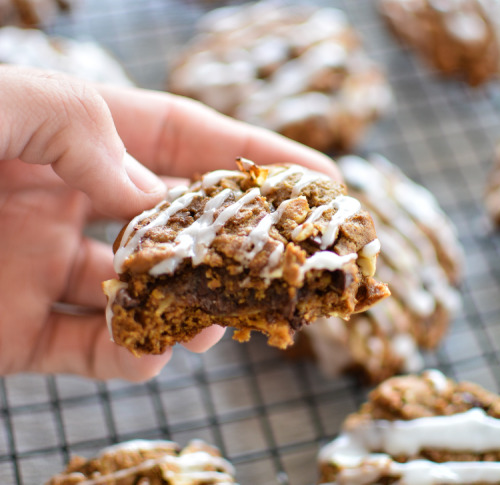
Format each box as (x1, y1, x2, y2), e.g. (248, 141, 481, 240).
(58, 80, 111, 132)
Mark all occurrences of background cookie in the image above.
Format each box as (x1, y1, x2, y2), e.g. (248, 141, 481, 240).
(379, 0, 500, 86)
(46, 438, 238, 484)
(318, 369, 500, 484)
(168, 1, 392, 153)
(0, 26, 133, 85)
(288, 154, 463, 383)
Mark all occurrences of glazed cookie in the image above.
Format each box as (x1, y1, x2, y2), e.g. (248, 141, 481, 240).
(318, 370, 500, 484)
(168, 1, 392, 153)
(379, 0, 500, 86)
(290, 154, 463, 383)
(0, 26, 133, 85)
(0, 0, 72, 27)
(46, 439, 238, 484)
(102, 159, 390, 354)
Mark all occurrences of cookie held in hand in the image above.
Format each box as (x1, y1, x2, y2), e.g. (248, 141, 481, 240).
(103, 159, 389, 355)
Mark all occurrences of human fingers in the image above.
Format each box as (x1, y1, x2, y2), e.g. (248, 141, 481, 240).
(181, 326, 227, 353)
(60, 237, 113, 309)
(30, 313, 172, 381)
(86, 175, 190, 222)
(0, 158, 65, 191)
(0, 66, 166, 219)
(97, 85, 342, 181)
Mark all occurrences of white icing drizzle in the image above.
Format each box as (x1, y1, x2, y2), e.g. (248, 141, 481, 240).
(201, 169, 246, 188)
(290, 164, 330, 197)
(113, 190, 202, 273)
(75, 451, 236, 484)
(150, 187, 260, 275)
(167, 185, 189, 201)
(353, 408, 500, 456)
(424, 368, 450, 393)
(266, 92, 331, 130)
(301, 251, 358, 275)
(388, 460, 500, 485)
(102, 279, 127, 341)
(359, 238, 381, 258)
(320, 407, 500, 484)
(291, 202, 329, 240)
(100, 439, 178, 454)
(114, 163, 367, 280)
(260, 165, 308, 195)
(319, 196, 361, 250)
(149, 188, 233, 275)
(240, 198, 295, 266)
(291, 195, 361, 248)
(322, 440, 500, 485)
(250, 35, 289, 69)
(445, 11, 487, 43)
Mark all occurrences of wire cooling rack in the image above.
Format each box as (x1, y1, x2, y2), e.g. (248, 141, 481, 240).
(2, 1, 500, 484)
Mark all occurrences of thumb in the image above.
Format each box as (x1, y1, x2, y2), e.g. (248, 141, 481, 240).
(0, 66, 166, 219)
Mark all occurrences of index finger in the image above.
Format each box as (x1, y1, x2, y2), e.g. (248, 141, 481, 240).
(97, 84, 342, 181)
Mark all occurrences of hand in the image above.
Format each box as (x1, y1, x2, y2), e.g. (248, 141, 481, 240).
(0, 66, 340, 381)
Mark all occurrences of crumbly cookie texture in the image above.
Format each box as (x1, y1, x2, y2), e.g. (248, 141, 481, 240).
(0, 26, 134, 86)
(318, 370, 500, 484)
(0, 0, 72, 27)
(46, 439, 238, 484)
(379, 0, 500, 86)
(102, 159, 389, 355)
(288, 154, 463, 383)
(168, 1, 392, 153)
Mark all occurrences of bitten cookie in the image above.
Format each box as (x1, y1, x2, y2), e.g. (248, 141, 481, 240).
(0, 0, 72, 27)
(289, 154, 463, 383)
(46, 439, 238, 484)
(379, 0, 500, 86)
(318, 370, 500, 484)
(0, 26, 133, 85)
(168, 1, 392, 153)
(103, 159, 389, 355)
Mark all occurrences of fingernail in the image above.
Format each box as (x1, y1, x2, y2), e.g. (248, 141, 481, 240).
(123, 152, 166, 195)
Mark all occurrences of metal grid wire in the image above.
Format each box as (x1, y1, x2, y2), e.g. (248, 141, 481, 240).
(2, 0, 500, 484)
